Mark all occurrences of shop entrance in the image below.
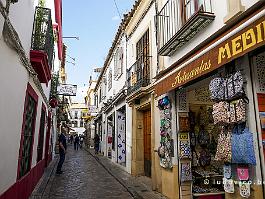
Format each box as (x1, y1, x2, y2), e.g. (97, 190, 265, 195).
(143, 110, 151, 177)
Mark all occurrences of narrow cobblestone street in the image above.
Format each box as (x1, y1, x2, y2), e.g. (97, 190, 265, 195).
(36, 145, 133, 199)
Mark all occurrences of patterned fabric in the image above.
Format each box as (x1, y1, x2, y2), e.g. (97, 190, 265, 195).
(223, 164, 232, 179)
(199, 149, 211, 167)
(232, 127, 256, 165)
(237, 166, 249, 181)
(223, 178, 235, 193)
(209, 77, 226, 101)
(181, 162, 192, 182)
(229, 99, 246, 123)
(198, 128, 210, 147)
(215, 128, 232, 163)
(226, 71, 244, 100)
(158, 96, 173, 169)
(212, 101, 230, 125)
(239, 182, 251, 198)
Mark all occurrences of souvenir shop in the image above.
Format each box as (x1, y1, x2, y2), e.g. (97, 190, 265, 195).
(155, 13, 265, 199)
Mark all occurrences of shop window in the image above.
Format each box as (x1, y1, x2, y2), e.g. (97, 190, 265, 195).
(37, 105, 46, 162)
(18, 84, 38, 179)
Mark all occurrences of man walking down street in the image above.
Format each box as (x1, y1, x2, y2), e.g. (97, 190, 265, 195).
(56, 129, 67, 174)
(74, 134, 80, 150)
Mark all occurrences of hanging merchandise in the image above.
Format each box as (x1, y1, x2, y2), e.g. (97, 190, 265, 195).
(223, 178, 235, 193)
(197, 126, 210, 147)
(158, 144, 166, 158)
(179, 139, 192, 159)
(223, 164, 232, 179)
(214, 128, 232, 163)
(226, 71, 244, 100)
(237, 166, 249, 181)
(209, 71, 244, 101)
(180, 162, 192, 182)
(231, 126, 256, 165)
(239, 182, 251, 198)
(192, 150, 199, 167)
(198, 106, 209, 126)
(179, 117, 190, 132)
(212, 101, 230, 125)
(158, 96, 173, 169)
(229, 99, 247, 123)
(209, 77, 226, 101)
(199, 148, 211, 167)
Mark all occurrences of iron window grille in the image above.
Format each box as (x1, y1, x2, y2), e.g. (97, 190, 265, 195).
(37, 108, 46, 162)
(127, 30, 151, 95)
(19, 95, 37, 178)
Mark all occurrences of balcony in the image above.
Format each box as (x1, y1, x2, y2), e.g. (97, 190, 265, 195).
(127, 56, 151, 96)
(30, 7, 54, 84)
(157, 0, 215, 56)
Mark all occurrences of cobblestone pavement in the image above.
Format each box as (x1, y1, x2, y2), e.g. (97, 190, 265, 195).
(35, 145, 133, 199)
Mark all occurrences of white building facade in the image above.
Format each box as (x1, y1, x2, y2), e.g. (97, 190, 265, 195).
(0, 0, 63, 198)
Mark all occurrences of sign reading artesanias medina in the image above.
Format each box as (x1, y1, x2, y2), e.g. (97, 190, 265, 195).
(57, 84, 77, 96)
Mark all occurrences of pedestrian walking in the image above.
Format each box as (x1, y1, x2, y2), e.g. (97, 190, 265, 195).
(94, 134, 100, 154)
(70, 134, 73, 144)
(80, 136, 84, 149)
(74, 134, 80, 150)
(56, 130, 67, 174)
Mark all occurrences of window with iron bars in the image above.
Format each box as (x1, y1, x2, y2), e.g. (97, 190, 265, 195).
(114, 46, 123, 80)
(18, 89, 38, 179)
(135, 29, 150, 84)
(108, 69, 113, 91)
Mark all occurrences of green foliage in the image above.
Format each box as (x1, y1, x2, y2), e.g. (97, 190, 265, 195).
(50, 73, 59, 100)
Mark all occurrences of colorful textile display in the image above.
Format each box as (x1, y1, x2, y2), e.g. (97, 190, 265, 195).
(158, 96, 173, 169)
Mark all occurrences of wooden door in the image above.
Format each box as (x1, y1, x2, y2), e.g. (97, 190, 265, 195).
(143, 110, 151, 177)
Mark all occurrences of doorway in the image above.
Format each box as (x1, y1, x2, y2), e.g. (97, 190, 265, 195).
(143, 110, 151, 177)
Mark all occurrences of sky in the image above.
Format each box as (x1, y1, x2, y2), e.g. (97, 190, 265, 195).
(62, 0, 135, 103)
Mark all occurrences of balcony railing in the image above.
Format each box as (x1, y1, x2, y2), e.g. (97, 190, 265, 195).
(31, 6, 54, 68)
(157, 0, 215, 56)
(127, 56, 151, 95)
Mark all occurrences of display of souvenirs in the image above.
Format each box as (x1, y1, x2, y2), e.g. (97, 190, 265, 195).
(237, 166, 249, 181)
(209, 71, 244, 101)
(223, 164, 232, 179)
(239, 182, 251, 198)
(231, 126, 256, 165)
(223, 178, 235, 193)
(158, 96, 173, 169)
(179, 139, 192, 159)
(214, 128, 232, 163)
(180, 162, 192, 182)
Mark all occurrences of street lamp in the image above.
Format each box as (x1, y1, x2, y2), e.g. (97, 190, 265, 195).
(63, 36, 79, 40)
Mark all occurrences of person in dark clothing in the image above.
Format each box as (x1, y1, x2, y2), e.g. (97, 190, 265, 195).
(94, 134, 100, 154)
(70, 134, 73, 144)
(56, 132, 67, 174)
(74, 135, 80, 150)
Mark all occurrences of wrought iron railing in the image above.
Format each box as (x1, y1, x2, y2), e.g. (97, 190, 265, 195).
(31, 6, 54, 68)
(127, 56, 151, 95)
(157, 0, 213, 51)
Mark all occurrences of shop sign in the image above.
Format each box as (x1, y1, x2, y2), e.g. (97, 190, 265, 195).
(57, 84, 77, 96)
(155, 15, 265, 96)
